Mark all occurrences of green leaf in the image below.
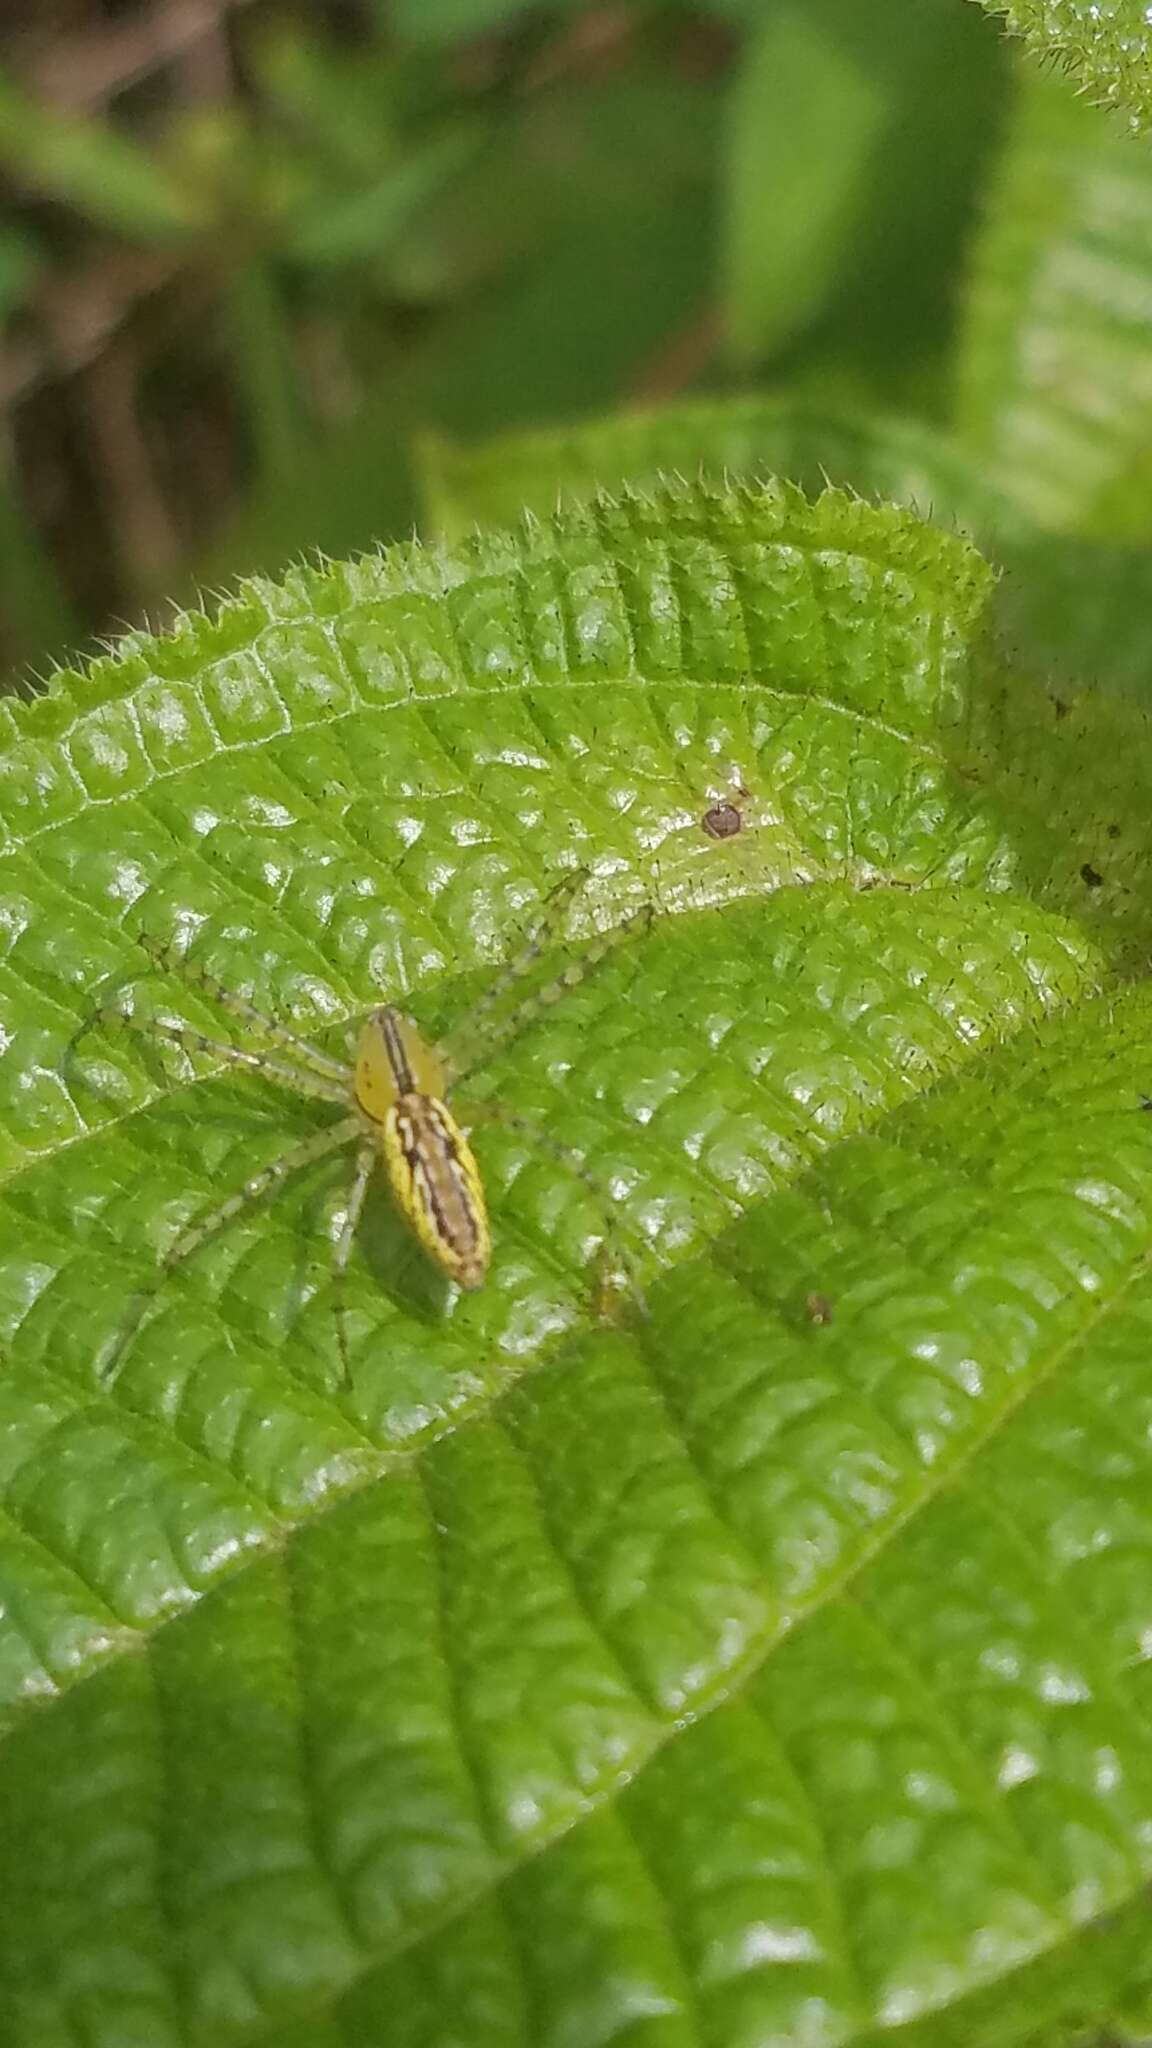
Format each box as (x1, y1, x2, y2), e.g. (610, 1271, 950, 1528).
(723, 0, 985, 368)
(721, 0, 1004, 389)
(415, 396, 1152, 712)
(0, 69, 202, 240)
(955, 66, 1152, 534)
(284, 127, 483, 267)
(249, 23, 404, 176)
(724, 6, 888, 363)
(416, 387, 1024, 552)
(992, 531, 1152, 698)
(974, 0, 1152, 135)
(393, 58, 721, 417)
(415, 390, 1020, 540)
(5, 478, 1152, 2043)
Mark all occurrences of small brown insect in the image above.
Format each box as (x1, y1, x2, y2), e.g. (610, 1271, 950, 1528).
(701, 784, 751, 840)
(804, 1291, 833, 1326)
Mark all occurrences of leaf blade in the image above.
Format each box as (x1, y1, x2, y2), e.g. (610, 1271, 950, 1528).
(4, 480, 1152, 2044)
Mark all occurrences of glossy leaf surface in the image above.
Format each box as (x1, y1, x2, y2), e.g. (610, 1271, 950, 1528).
(3, 481, 1152, 2046)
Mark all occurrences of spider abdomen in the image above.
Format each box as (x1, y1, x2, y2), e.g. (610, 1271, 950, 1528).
(383, 1090, 490, 1290)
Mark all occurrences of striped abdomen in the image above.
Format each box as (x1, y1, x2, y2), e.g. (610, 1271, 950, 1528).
(383, 1090, 490, 1289)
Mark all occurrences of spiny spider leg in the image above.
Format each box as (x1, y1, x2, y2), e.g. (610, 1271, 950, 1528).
(444, 899, 655, 1087)
(136, 934, 351, 1085)
(98, 1113, 362, 1384)
(63, 961, 161, 1101)
(465, 1099, 647, 1314)
(331, 1139, 377, 1386)
(438, 868, 586, 1082)
(141, 1017, 352, 1106)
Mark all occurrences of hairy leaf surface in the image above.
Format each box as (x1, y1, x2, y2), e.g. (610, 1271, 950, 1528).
(417, 395, 1013, 542)
(975, 0, 1152, 134)
(3, 480, 1152, 2046)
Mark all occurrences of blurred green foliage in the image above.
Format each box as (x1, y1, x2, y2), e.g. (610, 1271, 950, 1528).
(1, 0, 1151, 703)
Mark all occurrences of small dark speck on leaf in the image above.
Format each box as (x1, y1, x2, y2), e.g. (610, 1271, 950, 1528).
(1107, 823, 1121, 840)
(804, 1291, 833, 1325)
(1080, 863, 1104, 888)
(1140, 1097, 1152, 1113)
(1053, 698, 1069, 720)
(702, 802, 743, 839)
(702, 783, 752, 840)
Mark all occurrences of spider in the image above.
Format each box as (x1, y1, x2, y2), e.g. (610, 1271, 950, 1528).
(75, 872, 653, 1385)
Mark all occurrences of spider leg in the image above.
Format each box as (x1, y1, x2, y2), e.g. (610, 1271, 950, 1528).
(97, 1113, 362, 1384)
(62, 961, 160, 1105)
(465, 1099, 647, 1315)
(443, 890, 653, 1085)
(140, 1017, 351, 1105)
(436, 868, 585, 1079)
(136, 934, 351, 1085)
(331, 1138, 377, 1387)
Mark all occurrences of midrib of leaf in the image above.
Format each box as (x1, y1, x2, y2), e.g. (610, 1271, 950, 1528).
(4, 480, 1152, 2046)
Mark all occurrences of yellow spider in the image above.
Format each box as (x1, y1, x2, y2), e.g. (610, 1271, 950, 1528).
(77, 872, 651, 1383)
